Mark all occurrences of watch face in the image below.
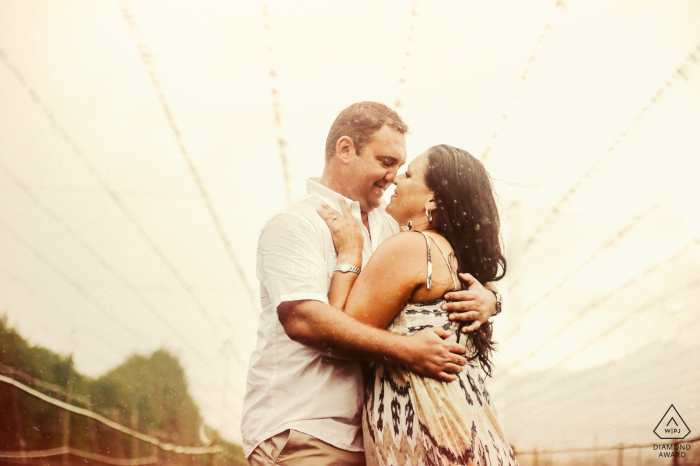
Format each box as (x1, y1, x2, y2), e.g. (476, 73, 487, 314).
(340, 263, 351, 272)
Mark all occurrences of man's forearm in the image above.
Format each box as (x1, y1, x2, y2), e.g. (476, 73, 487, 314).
(278, 299, 408, 363)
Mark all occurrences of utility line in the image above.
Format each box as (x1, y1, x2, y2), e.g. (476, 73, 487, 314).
(499, 268, 700, 376)
(480, 0, 570, 161)
(502, 204, 660, 340)
(495, 337, 691, 423)
(117, 0, 258, 318)
(494, 315, 700, 406)
(0, 163, 225, 338)
(0, 218, 212, 368)
(510, 42, 700, 258)
(0, 219, 141, 340)
(515, 435, 700, 456)
(0, 374, 223, 454)
(498, 255, 700, 404)
(262, 2, 293, 204)
(0, 164, 251, 372)
(393, 0, 419, 111)
(0, 163, 253, 371)
(497, 239, 699, 377)
(0, 48, 234, 331)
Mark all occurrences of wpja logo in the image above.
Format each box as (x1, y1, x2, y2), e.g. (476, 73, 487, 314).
(654, 405, 691, 440)
(653, 405, 692, 459)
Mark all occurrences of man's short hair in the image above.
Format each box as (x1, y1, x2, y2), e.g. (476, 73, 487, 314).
(325, 102, 409, 161)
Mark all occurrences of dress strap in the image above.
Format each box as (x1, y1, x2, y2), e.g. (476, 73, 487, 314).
(414, 230, 433, 290)
(414, 231, 459, 290)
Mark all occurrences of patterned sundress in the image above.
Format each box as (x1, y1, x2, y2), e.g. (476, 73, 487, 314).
(362, 231, 519, 466)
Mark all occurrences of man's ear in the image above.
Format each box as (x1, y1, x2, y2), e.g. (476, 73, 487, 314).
(335, 136, 355, 165)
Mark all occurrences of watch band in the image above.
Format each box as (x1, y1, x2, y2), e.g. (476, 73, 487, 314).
(490, 289, 502, 316)
(333, 262, 361, 275)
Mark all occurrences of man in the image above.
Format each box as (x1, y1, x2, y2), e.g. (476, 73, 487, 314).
(242, 102, 499, 465)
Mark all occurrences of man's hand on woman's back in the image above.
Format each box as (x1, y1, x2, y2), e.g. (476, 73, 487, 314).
(441, 273, 498, 333)
(403, 327, 467, 382)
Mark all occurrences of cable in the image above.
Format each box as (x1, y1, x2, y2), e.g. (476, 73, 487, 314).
(495, 342, 696, 439)
(261, 3, 293, 204)
(0, 163, 255, 373)
(480, 0, 570, 161)
(0, 446, 156, 466)
(515, 435, 700, 456)
(0, 374, 222, 454)
(117, 0, 258, 318)
(0, 163, 225, 336)
(0, 219, 212, 368)
(0, 266, 123, 361)
(502, 204, 660, 340)
(393, 0, 420, 111)
(510, 41, 700, 257)
(500, 270, 700, 376)
(493, 316, 700, 410)
(495, 239, 699, 381)
(0, 48, 235, 330)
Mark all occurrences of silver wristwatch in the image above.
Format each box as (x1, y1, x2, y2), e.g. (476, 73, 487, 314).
(333, 262, 361, 275)
(490, 289, 502, 316)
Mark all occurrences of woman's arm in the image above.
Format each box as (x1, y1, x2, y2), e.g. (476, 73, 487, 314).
(318, 200, 427, 325)
(317, 200, 364, 310)
(343, 233, 426, 328)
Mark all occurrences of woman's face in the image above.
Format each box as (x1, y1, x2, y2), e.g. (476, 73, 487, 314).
(386, 151, 434, 226)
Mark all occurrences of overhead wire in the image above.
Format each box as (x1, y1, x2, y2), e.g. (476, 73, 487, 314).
(0, 374, 223, 455)
(0, 165, 250, 374)
(523, 276, 700, 372)
(0, 48, 236, 333)
(498, 238, 699, 362)
(0, 163, 223, 337)
(502, 204, 660, 341)
(116, 0, 259, 318)
(0, 219, 143, 342)
(0, 219, 215, 368)
(392, 0, 420, 111)
(515, 435, 700, 456)
(501, 339, 699, 430)
(480, 0, 570, 161)
(262, 3, 293, 204)
(509, 41, 700, 259)
(0, 271, 119, 366)
(493, 292, 700, 404)
(498, 256, 700, 376)
(490, 250, 700, 421)
(493, 336, 696, 434)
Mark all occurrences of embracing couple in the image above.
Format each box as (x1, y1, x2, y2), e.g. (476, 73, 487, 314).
(241, 102, 518, 466)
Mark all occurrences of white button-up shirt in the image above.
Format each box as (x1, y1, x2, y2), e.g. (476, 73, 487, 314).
(241, 178, 399, 457)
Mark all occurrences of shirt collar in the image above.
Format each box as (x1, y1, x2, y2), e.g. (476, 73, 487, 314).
(307, 176, 385, 223)
(306, 177, 355, 209)
(307, 178, 394, 250)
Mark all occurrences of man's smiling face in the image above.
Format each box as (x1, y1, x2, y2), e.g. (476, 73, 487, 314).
(346, 124, 407, 213)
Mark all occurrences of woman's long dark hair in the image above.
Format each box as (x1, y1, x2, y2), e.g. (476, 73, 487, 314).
(423, 144, 506, 376)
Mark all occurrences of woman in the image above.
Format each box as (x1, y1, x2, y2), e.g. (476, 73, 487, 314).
(317, 145, 518, 466)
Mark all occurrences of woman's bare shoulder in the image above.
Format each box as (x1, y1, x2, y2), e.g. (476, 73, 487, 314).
(375, 231, 428, 256)
(363, 231, 428, 274)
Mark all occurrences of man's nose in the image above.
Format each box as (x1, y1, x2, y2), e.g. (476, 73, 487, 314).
(385, 169, 398, 183)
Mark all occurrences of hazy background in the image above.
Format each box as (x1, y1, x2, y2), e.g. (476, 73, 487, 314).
(1, 0, 699, 456)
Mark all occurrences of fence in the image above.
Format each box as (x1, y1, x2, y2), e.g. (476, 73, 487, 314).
(516, 435, 700, 466)
(0, 370, 224, 466)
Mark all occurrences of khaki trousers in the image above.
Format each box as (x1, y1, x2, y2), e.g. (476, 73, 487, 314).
(247, 429, 366, 466)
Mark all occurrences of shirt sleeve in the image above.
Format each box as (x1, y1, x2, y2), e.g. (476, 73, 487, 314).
(257, 211, 330, 311)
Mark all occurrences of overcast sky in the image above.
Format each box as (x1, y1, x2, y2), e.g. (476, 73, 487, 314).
(1, 0, 699, 449)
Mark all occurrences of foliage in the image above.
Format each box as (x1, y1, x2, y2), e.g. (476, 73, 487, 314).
(0, 316, 246, 464)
